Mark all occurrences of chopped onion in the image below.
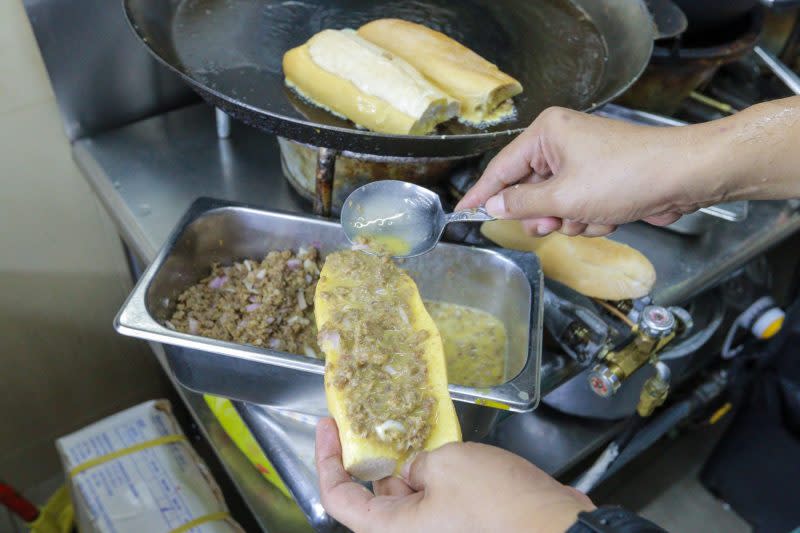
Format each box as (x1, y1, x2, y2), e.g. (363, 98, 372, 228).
(298, 246, 309, 256)
(265, 316, 275, 324)
(304, 345, 318, 358)
(375, 420, 405, 441)
(398, 308, 409, 324)
(243, 280, 254, 292)
(269, 338, 282, 349)
(249, 295, 259, 303)
(208, 275, 227, 289)
(245, 303, 261, 312)
(244, 259, 252, 272)
(375, 288, 387, 295)
(319, 330, 340, 352)
(237, 319, 249, 330)
(383, 365, 399, 376)
(161, 297, 170, 308)
(303, 259, 317, 272)
(351, 243, 369, 251)
(188, 318, 199, 334)
(297, 290, 308, 310)
(305, 274, 313, 284)
(287, 316, 301, 325)
(164, 321, 176, 330)
(287, 258, 302, 270)
(256, 269, 267, 279)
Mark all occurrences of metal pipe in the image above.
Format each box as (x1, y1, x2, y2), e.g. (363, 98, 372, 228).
(215, 108, 231, 138)
(653, 360, 672, 383)
(754, 45, 800, 95)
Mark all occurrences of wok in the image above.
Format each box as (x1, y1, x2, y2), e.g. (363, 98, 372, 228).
(672, 0, 800, 35)
(124, 0, 656, 157)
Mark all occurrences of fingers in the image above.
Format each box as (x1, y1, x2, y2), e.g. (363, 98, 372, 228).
(521, 218, 562, 236)
(401, 450, 431, 492)
(315, 418, 379, 530)
(581, 224, 617, 237)
(373, 476, 414, 497)
(484, 181, 563, 220)
(643, 212, 682, 226)
(456, 128, 541, 210)
(559, 220, 587, 237)
(522, 219, 616, 237)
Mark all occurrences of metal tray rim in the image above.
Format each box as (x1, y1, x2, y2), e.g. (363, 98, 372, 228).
(114, 197, 542, 411)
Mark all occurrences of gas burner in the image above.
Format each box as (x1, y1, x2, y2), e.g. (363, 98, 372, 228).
(276, 137, 483, 217)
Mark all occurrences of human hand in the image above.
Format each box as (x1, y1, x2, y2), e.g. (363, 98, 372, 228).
(316, 418, 595, 533)
(457, 106, 727, 237)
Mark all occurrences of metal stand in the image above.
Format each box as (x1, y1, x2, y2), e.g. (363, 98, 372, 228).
(215, 108, 231, 139)
(313, 148, 337, 217)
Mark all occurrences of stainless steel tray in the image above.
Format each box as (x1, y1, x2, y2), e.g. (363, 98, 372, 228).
(115, 198, 543, 412)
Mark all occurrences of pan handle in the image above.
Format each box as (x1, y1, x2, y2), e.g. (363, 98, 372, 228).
(644, 0, 688, 40)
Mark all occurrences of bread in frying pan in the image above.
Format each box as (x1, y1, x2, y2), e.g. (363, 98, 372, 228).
(357, 19, 523, 125)
(283, 29, 458, 135)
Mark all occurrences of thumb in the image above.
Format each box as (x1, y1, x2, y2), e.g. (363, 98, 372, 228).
(485, 181, 565, 220)
(401, 451, 431, 492)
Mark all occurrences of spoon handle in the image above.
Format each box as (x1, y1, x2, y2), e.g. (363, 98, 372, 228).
(445, 207, 496, 224)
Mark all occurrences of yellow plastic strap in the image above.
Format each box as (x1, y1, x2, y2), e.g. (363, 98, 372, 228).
(69, 434, 187, 477)
(169, 511, 231, 533)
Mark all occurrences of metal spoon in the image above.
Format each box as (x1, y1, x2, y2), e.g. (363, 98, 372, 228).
(340, 180, 494, 258)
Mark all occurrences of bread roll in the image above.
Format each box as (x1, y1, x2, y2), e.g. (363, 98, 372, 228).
(315, 251, 461, 481)
(283, 29, 458, 135)
(358, 19, 523, 124)
(481, 221, 656, 300)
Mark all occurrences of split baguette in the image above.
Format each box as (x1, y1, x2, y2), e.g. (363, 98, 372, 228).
(283, 29, 458, 135)
(481, 221, 656, 300)
(357, 19, 523, 124)
(315, 251, 461, 481)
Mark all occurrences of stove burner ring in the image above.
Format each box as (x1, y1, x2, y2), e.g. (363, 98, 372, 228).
(277, 137, 483, 217)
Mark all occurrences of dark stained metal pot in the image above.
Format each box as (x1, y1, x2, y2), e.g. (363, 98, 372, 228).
(617, 9, 763, 115)
(671, 0, 759, 34)
(761, 5, 800, 70)
(277, 137, 481, 215)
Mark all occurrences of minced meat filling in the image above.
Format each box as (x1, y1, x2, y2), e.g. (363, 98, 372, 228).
(168, 248, 323, 357)
(317, 251, 435, 453)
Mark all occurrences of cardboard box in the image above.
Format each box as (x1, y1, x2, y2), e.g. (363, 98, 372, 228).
(56, 400, 243, 533)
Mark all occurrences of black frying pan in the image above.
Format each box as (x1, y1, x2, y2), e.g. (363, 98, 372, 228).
(124, 0, 656, 156)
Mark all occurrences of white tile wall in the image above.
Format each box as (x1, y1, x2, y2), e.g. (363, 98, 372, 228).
(0, 0, 169, 490)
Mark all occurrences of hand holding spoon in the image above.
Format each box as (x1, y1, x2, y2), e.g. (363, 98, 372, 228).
(340, 180, 494, 258)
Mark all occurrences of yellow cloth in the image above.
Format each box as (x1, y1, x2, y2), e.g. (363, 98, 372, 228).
(204, 395, 292, 498)
(27, 485, 73, 533)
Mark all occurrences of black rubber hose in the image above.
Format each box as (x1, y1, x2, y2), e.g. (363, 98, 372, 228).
(596, 400, 693, 486)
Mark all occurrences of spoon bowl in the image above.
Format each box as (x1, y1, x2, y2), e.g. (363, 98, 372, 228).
(340, 180, 493, 258)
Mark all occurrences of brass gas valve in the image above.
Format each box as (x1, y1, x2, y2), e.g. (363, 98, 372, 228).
(587, 305, 684, 401)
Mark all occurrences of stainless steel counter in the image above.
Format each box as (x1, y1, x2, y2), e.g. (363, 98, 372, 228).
(75, 103, 800, 531)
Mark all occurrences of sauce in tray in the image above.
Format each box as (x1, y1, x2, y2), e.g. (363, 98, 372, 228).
(425, 301, 507, 388)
